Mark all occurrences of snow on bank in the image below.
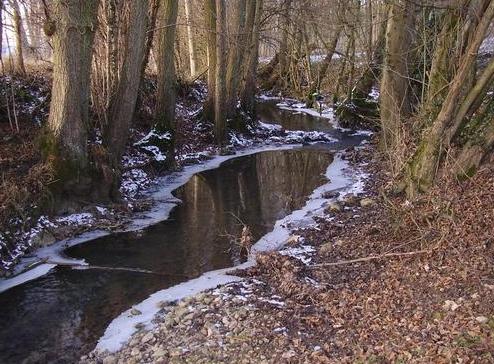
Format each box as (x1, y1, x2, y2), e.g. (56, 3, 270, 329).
(96, 153, 366, 353)
(277, 101, 336, 124)
(0, 145, 303, 294)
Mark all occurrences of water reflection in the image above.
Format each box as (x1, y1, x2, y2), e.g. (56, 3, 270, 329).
(0, 148, 332, 364)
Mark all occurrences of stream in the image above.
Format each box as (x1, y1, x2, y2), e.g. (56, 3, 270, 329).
(0, 100, 367, 363)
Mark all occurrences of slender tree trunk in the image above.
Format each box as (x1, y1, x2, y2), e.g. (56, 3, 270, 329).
(11, 0, 26, 75)
(277, 0, 292, 89)
(240, 0, 263, 118)
(454, 97, 494, 178)
(106, 0, 118, 110)
(379, 0, 416, 154)
(0, 0, 3, 65)
(226, 0, 247, 117)
(352, 10, 387, 100)
(104, 0, 149, 169)
(155, 0, 179, 165)
(225, 0, 247, 118)
(155, 0, 179, 130)
(184, 0, 197, 78)
(44, 0, 99, 198)
(418, 9, 461, 128)
(214, 0, 227, 145)
(406, 1, 494, 194)
(204, 0, 217, 122)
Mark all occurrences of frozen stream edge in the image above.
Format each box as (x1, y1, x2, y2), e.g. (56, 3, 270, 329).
(96, 152, 367, 353)
(0, 144, 305, 294)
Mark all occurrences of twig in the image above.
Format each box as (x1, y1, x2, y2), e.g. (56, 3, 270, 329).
(311, 249, 431, 268)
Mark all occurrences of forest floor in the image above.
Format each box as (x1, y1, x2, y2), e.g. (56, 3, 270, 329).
(83, 142, 494, 363)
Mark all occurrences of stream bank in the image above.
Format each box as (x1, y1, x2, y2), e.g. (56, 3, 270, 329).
(0, 97, 370, 363)
(84, 141, 494, 363)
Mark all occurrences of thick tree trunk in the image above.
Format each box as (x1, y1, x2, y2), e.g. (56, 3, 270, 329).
(44, 0, 99, 201)
(184, 0, 197, 78)
(214, 0, 227, 145)
(104, 0, 149, 167)
(240, 0, 263, 119)
(204, 0, 217, 122)
(379, 0, 416, 153)
(406, 1, 494, 194)
(225, 0, 247, 118)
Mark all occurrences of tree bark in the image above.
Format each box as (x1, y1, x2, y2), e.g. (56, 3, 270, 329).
(225, 0, 247, 118)
(379, 0, 416, 153)
(240, 0, 263, 119)
(44, 0, 99, 198)
(214, 0, 227, 145)
(11, 0, 26, 75)
(104, 0, 149, 167)
(204, 0, 217, 122)
(184, 0, 197, 78)
(155, 0, 179, 130)
(406, 0, 494, 194)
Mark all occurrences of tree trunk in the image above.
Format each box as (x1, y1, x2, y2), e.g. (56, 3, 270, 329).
(277, 0, 292, 90)
(418, 9, 461, 128)
(0, 1, 3, 64)
(454, 97, 494, 178)
(214, 0, 227, 145)
(379, 0, 416, 154)
(105, 0, 118, 111)
(184, 0, 197, 78)
(11, 0, 26, 75)
(204, 0, 217, 122)
(44, 0, 99, 201)
(225, 0, 247, 118)
(240, 0, 263, 118)
(104, 0, 149, 169)
(155, 0, 179, 166)
(406, 1, 494, 194)
(155, 0, 179, 130)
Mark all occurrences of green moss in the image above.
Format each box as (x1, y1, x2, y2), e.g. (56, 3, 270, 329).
(455, 332, 481, 348)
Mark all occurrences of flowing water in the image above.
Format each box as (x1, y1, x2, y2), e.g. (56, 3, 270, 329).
(0, 101, 366, 363)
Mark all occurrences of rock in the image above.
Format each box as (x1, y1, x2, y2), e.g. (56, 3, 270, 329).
(141, 332, 154, 344)
(32, 230, 56, 247)
(322, 191, 339, 199)
(152, 348, 168, 358)
(319, 243, 332, 254)
(130, 347, 140, 356)
(443, 300, 460, 311)
(324, 202, 341, 213)
(476, 316, 488, 323)
(285, 235, 300, 246)
(102, 355, 117, 364)
(130, 308, 142, 316)
(341, 194, 359, 206)
(360, 198, 376, 208)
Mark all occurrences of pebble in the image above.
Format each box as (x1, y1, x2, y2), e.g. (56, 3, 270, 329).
(476, 316, 488, 323)
(130, 308, 142, 316)
(141, 332, 154, 344)
(360, 197, 375, 208)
